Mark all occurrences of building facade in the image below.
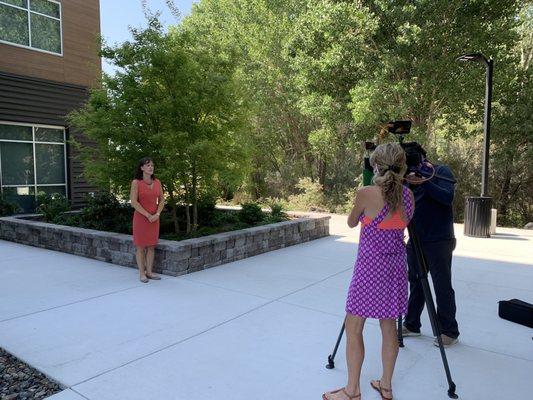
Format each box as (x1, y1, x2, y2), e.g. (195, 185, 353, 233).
(0, 0, 101, 212)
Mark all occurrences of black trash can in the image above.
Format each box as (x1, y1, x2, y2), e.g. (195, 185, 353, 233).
(464, 196, 492, 238)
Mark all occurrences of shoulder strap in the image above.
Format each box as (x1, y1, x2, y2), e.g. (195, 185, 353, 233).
(403, 186, 414, 220)
(373, 203, 390, 225)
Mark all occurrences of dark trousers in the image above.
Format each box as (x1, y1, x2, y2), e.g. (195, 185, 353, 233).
(404, 239, 459, 338)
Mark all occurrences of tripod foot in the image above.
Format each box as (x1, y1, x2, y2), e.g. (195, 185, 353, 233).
(447, 382, 458, 399)
(326, 355, 335, 369)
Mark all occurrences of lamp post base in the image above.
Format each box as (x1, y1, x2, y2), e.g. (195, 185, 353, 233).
(464, 196, 492, 238)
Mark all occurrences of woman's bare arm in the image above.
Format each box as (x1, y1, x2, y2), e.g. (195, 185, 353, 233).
(347, 188, 367, 228)
(129, 180, 151, 218)
(155, 182, 165, 216)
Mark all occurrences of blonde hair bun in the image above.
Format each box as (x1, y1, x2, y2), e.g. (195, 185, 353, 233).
(370, 143, 407, 211)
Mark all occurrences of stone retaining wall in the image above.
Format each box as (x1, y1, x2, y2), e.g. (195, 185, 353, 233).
(0, 216, 330, 276)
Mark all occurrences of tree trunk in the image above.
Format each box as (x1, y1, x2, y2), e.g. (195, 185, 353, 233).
(499, 173, 511, 219)
(184, 181, 191, 234)
(192, 160, 198, 232)
(318, 158, 326, 188)
(498, 154, 514, 220)
(168, 188, 180, 234)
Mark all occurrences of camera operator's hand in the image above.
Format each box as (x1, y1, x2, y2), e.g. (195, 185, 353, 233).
(421, 161, 434, 170)
(406, 161, 434, 185)
(406, 173, 425, 185)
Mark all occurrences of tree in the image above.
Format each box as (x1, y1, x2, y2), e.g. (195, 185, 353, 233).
(69, 14, 248, 233)
(288, 0, 528, 219)
(489, 3, 533, 226)
(183, 0, 318, 199)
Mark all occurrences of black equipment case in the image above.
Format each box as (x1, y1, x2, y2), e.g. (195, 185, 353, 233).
(498, 299, 533, 328)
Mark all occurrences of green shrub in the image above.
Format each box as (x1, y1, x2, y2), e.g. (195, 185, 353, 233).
(80, 192, 132, 234)
(287, 177, 327, 211)
(238, 202, 264, 225)
(36, 193, 70, 222)
(0, 196, 20, 217)
(211, 209, 239, 226)
(197, 194, 217, 227)
(232, 191, 254, 205)
(264, 202, 289, 223)
(53, 212, 82, 227)
(334, 187, 358, 214)
(263, 197, 290, 210)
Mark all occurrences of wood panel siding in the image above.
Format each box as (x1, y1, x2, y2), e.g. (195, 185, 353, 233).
(0, 0, 101, 88)
(0, 72, 98, 207)
(66, 128, 99, 207)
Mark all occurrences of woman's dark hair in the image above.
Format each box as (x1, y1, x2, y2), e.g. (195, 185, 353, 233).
(134, 157, 155, 180)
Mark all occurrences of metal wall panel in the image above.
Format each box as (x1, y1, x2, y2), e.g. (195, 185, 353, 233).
(0, 71, 98, 207)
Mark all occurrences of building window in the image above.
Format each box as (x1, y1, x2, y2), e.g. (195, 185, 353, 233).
(0, 0, 62, 55)
(0, 122, 67, 212)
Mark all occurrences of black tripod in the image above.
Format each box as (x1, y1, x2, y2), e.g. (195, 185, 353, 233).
(325, 224, 458, 399)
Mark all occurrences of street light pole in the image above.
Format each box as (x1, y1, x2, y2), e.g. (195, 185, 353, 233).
(481, 58, 493, 197)
(457, 53, 494, 237)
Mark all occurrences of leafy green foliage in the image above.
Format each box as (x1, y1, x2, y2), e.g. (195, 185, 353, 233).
(69, 12, 249, 233)
(183, 0, 531, 227)
(264, 202, 289, 223)
(238, 203, 265, 225)
(0, 196, 20, 217)
(64, 1, 532, 227)
(287, 178, 327, 211)
(78, 193, 132, 234)
(36, 193, 70, 223)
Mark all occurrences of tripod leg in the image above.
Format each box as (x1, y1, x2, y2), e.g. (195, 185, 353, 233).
(326, 319, 346, 369)
(397, 315, 404, 347)
(408, 225, 458, 399)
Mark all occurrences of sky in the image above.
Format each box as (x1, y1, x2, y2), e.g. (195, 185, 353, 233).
(99, 0, 198, 74)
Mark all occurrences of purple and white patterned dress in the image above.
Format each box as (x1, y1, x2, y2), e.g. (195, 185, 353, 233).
(345, 186, 414, 319)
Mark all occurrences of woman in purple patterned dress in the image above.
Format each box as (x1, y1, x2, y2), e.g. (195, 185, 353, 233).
(323, 143, 414, 400)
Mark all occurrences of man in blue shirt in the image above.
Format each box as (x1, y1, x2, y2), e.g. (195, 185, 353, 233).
(402, 148, 460, 347)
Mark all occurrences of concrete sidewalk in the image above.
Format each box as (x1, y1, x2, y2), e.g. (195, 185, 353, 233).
(0, 215, 531, 400)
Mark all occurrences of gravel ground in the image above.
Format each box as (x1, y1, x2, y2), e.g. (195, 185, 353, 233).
(0, 348, 62, 400)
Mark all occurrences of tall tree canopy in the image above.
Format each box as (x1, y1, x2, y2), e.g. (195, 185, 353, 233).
(70, 15, 248, 233)
(73, 0, 532, 227)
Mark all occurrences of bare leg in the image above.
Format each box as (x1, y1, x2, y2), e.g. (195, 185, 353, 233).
(379, 318, 399, 392)
(135, 246, 147, 279)
(345, 314, 365, 396)
(145, 246, 158, 278)
(324, 314, 365, 400)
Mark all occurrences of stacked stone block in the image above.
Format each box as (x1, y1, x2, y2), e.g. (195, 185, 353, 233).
(0, 216, 330, 276)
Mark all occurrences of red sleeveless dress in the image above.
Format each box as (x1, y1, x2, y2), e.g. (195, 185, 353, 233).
(132, 178, 162, 247)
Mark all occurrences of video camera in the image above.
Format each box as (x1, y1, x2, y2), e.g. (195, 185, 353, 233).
(364, 120, 456, 183)
(365, 120, 425, 173)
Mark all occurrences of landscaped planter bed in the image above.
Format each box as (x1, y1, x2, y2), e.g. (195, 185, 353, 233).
(0, 215, 329, 276)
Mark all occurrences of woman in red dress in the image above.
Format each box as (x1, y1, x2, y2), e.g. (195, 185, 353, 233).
(129, 157, 165, 283)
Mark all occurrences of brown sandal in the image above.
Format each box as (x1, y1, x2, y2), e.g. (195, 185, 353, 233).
(322, 387, 361, 400)
(370, 380, 392, 400)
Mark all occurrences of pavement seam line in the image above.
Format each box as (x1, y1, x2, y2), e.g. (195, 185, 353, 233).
(69, 388, 91, 400)
(180, 277, 273, 300)
(0, 284, 145, 323)
(180, 263, 351, 300)
(70, 299, 280, 387)
(453, 277, 533, 293)
(69, 266, 354, 388)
